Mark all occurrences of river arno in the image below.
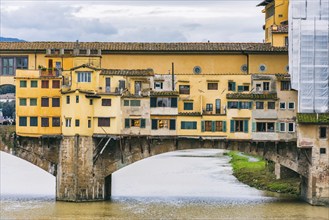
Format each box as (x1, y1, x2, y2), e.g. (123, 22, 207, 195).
(1, 149, 328, 219)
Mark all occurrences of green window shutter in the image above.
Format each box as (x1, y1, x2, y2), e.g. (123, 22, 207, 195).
(212, 121, 216, 132)
(223, 121, 226, 132)
(238, 102, 242, 109)
(181, 121, 185, 129)
(201, 121, 205, 132)
(125, 119, 130, 128)
(169, 119, 176, 130)
(276, 122, 280, 132)
(232, 82, 236, 91)
(230, 120, 235, 133)
(151, 119, 158, 130)
(252, 122, 256, 132)
(140, 119, 146, 128)
(171, 98, 177, 108)
(244, 120, 249, 133)
(150, 97, 157, 107)
(238, 85, 243, 92)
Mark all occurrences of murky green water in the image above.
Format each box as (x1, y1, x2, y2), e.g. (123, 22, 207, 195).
(1, 149, 328, 219)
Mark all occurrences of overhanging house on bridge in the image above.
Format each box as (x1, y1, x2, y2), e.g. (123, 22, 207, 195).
(0, 0, 328, 205)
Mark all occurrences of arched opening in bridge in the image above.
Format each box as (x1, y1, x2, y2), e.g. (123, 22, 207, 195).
(0, 152, 55, 197)
(0, 84, 15, 95)
(108, 149, 266, 199)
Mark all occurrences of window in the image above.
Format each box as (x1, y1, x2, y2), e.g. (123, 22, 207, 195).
(288, 102, 295, 109)
(20, 80, 27, 88)
(259, 64, 267, 72)
(19, 98, 27, 106)
(41, 97, 49, 107)
(288, 123, 295, 132)
(256, 102, 264, 109)
(154, 81, 163, 90)
(215, 99, 221, 114)
(76, 96, 79, 103)
(30, 98, 37, 106)
(263, 82, 270, 91)
(268, 102, 275, 109)
(202, 121, 226, 132)
(19, 117, 27, 126)
(207, 83, 218, 90)
(134, 81, 142, 95)
(31, 80, 38, 88)
(285, 37, 289, 46)
(179, 85, 190, 94)
(30, 117, 38, 127)
(279, 122, 286, 132)
(131, 119, 140, 127)
(89, 99, 93, 105)
(240, 102, 251, 109)
(235, 120, 244, 132)
(75, 119, 80, 127)
(15, 57, 27, 69)
(193, 66, 202, 74)
(230, 120, 248, 133)
(151, 119, 176, 130)
(238, 85, 249, 92)
(52, 80, 60, 88)
(65, 118, 72, 127)
(320, 127, 327, 138)
(52, 117, 60, 127)
(88, 119, 91, 128)
(130, 100, 141, 106)
(206, 104, 213, 111)
(228, 101, 238, 109)
(151, 97, 177, 108)
(281, 81, 291, 90)
(181, 121, 197, 130)
(98, 118, 110, 127)
(124, 100, 129, 106)
(205, 121, 212, 131)
(41, 118, 49, 127)
(66, 96, 70, 104)
(41, 80, 49, 88)
(256, 83, 261, 91)
(1, 57, 14, 75)
(280, 102, 286, 109)
(320, 148, 326, 154)
(184, 102, 193, 110)
(50, 98, 60, 107)
(157, 97, 171, 107)
(228, 81, 236, 91)
(102, 99, 111, 106)
(77, 72, 91, 82)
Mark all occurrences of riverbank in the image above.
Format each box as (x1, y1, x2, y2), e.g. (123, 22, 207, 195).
(226, 151, 300, 195)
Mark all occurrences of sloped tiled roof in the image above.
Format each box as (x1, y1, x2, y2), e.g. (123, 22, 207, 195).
(101, 69, 154, 76)
(150, 91, 179, 97)
(0, 42, 287, 53)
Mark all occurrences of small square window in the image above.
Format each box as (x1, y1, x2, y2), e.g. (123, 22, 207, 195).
(288, 102, 295, 109)
(124, 100, 129, 106)
(280, 102, 286, 109)
(268, 102, 275, 109)
(184, 102, 193, 110)
(30, 98, 37, 106)
(52, 80, 60, 88)
(75, 119, 80, 127)
(52, 117, 60, 127)
(19, 98, 27, 106)
(30, 117, 38, 127)
(41, 97, 49, 107)
(52, 98, 60, 107)
(320, 148, 326, 154)
(41, 117, 49, 127)
(41, 80, 49, 88)
(31, 80, 38, 88)
(263, 82, 270, 91)
(256, 102, 264, 109)
(207, 83, 218, 90)
(20, 80, 27, 88)
(102, 99, 111, 106)
(154, 82, 163, 90)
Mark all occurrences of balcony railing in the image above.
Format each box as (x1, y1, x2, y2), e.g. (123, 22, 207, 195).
(40, 68, 62, 77)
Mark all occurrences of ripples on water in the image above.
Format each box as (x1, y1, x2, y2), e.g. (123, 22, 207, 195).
(1, 149, 328, 220)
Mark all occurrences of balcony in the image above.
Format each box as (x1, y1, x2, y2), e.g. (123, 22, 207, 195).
(40, 68, 62, 77)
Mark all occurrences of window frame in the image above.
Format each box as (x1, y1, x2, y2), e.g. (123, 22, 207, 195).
(41, 97, 49, 107)
(179, 85, 190, 94)
(207, 82, 218, 90)
(183, 102, 193, 110)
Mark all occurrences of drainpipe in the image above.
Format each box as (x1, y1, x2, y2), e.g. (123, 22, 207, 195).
(172, 62, 175, 91)
(34, 50, 37, 70)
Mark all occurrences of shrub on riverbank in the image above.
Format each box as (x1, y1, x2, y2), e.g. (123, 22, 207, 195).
(226, 151, 300, 195)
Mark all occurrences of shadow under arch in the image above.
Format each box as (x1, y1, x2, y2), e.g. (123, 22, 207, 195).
(0, 84, 15, 95)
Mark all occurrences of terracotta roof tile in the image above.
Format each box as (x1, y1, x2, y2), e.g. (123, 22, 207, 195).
(0, 42, 287, 52)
